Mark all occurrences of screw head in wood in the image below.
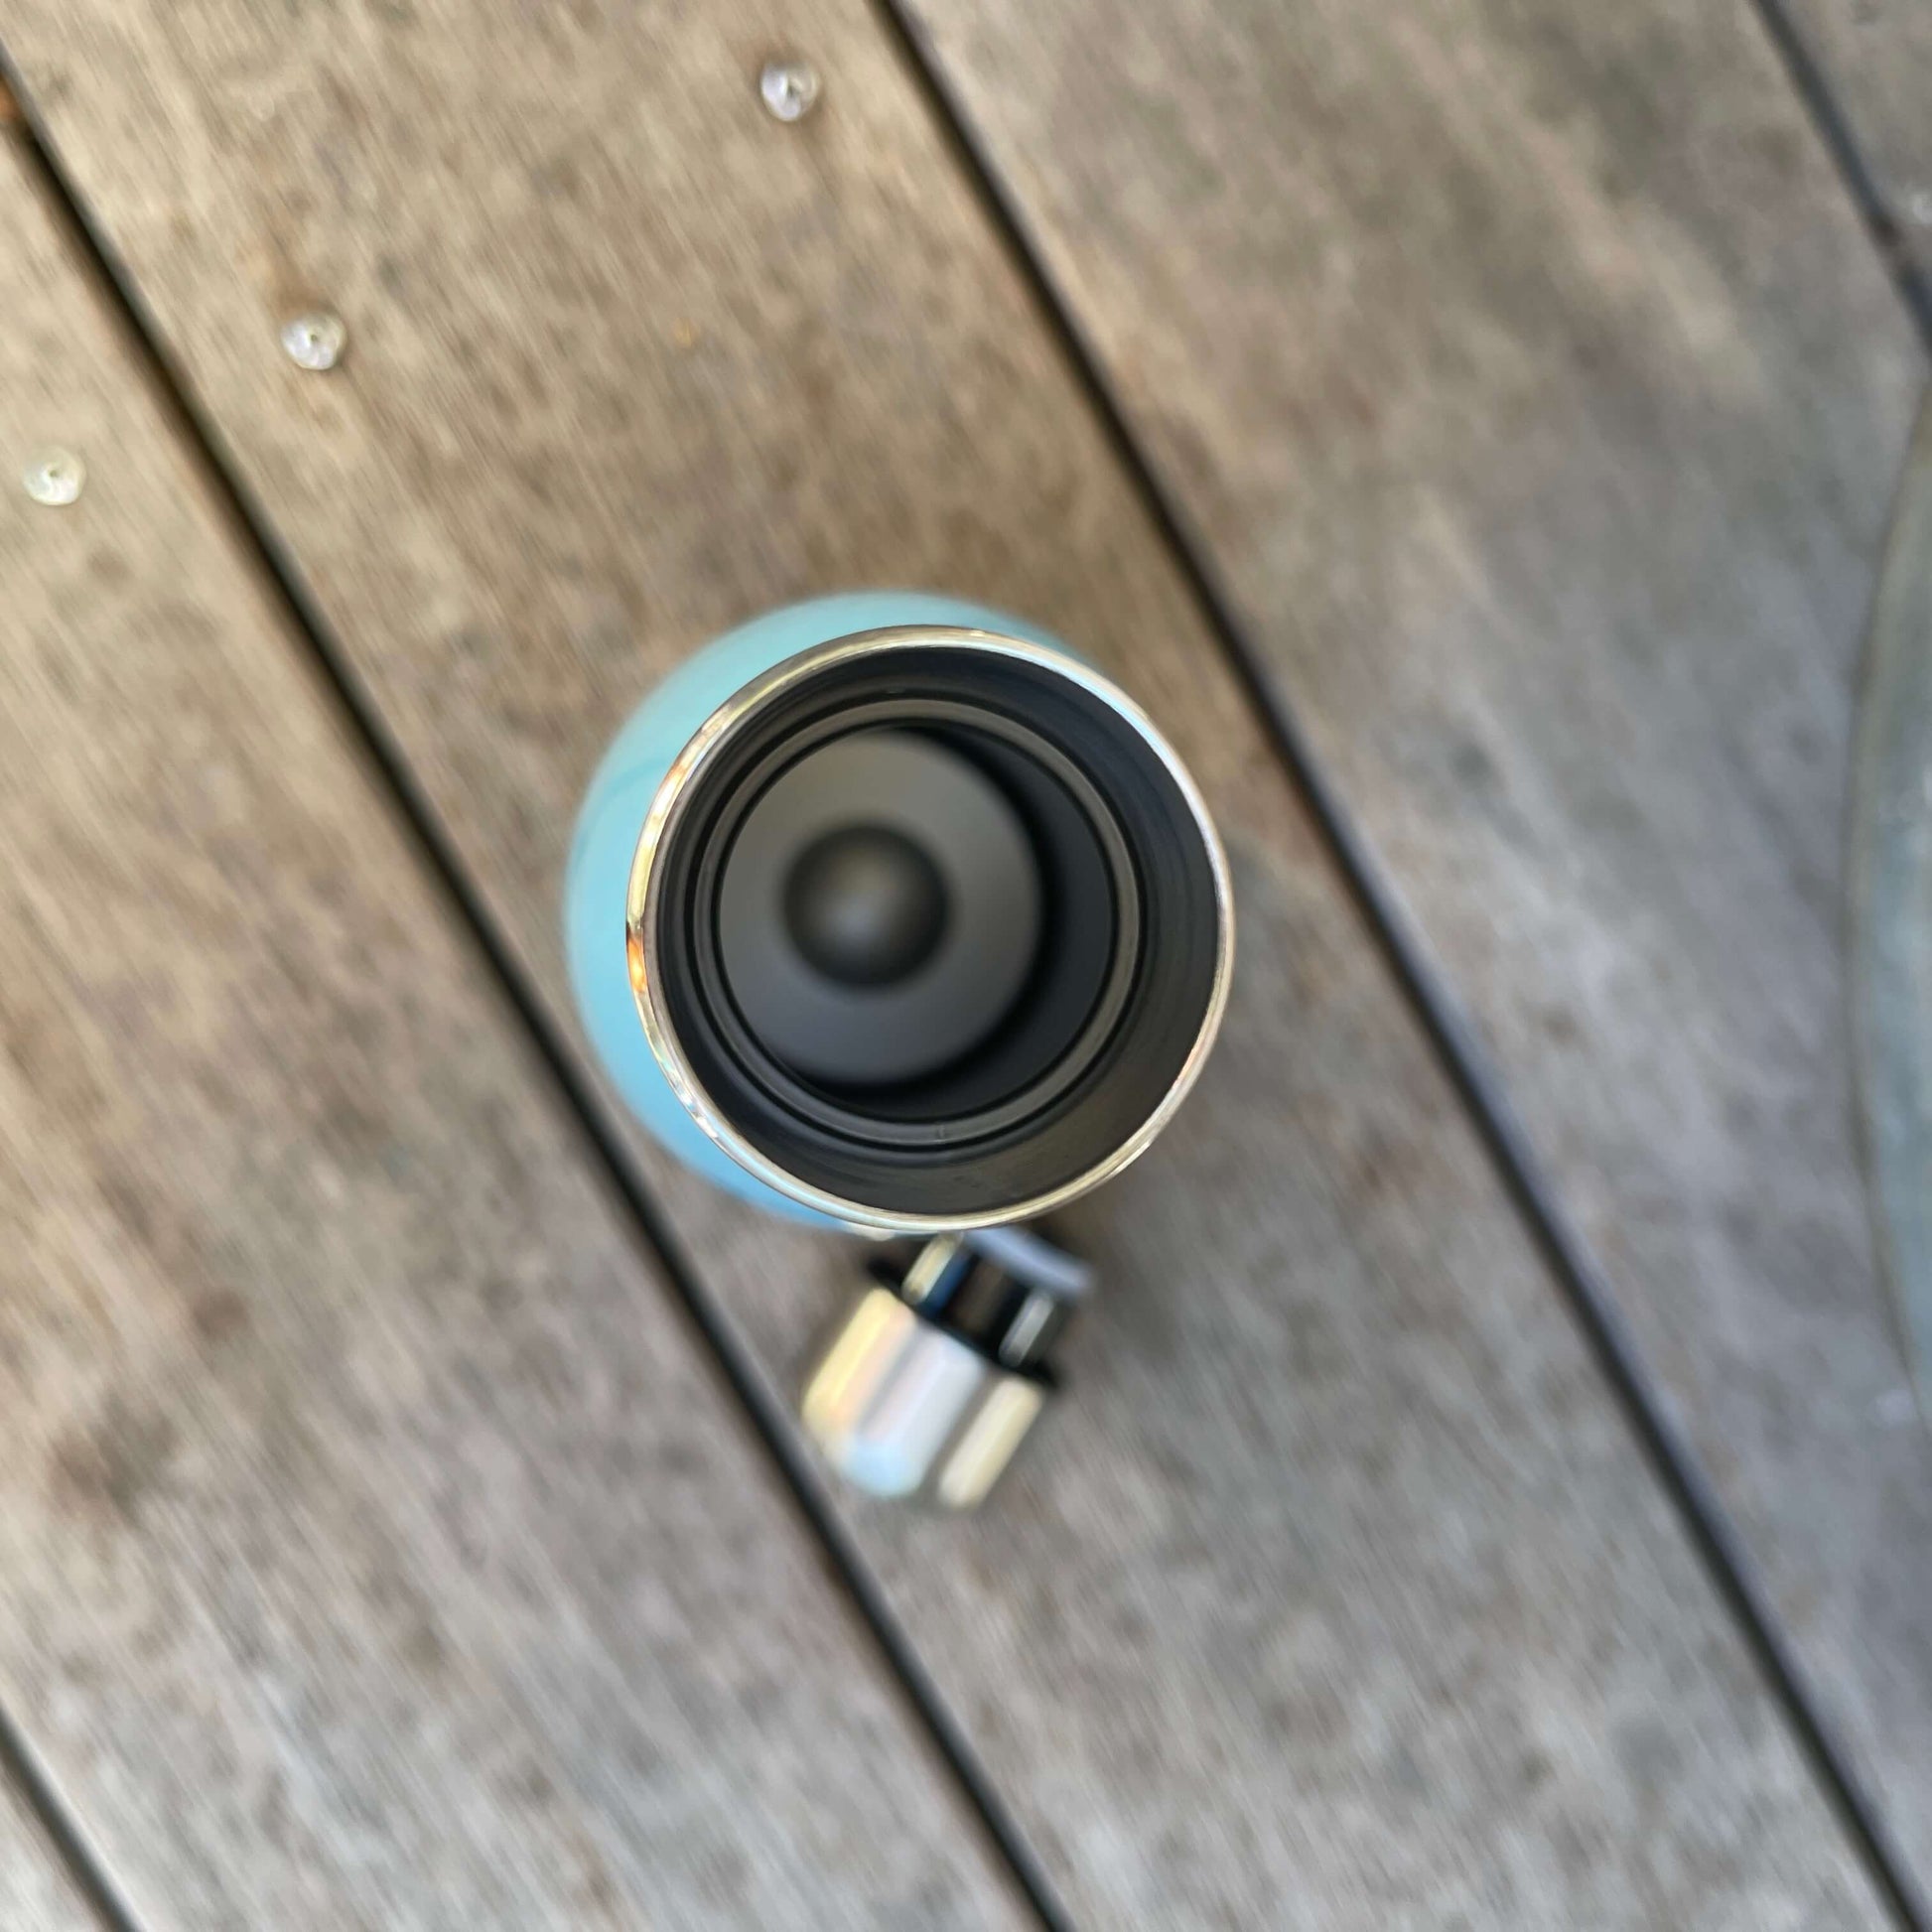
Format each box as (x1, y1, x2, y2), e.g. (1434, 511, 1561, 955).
(759, 59, 820, 123)
(21, 448, 84, 506)
(281, 311, 346, 371)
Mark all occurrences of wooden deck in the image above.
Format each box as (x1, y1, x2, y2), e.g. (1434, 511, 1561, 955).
(0, 0, 1925, 1923)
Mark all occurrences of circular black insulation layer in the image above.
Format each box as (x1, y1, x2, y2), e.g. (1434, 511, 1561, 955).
(652, 643, 1222, 1220)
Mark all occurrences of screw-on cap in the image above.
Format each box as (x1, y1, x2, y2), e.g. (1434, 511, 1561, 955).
(801, 1286, 1047, 1507)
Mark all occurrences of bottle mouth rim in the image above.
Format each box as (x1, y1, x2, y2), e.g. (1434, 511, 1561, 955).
(625, 625, 1235, 1232)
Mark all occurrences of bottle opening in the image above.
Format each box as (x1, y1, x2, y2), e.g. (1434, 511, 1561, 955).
(634, 632, 1230, 1224)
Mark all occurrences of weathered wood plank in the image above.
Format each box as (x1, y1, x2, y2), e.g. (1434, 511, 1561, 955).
(0, 0, 1890, 1920)
(1783, 0, 1932, 289)
(0, 1779, 98, 1932)
(0, 131, 1026, 1931)
(888, 0, 1932, 1898)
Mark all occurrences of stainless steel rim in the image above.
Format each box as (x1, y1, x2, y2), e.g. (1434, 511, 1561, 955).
(623, 624, 1236, 1232)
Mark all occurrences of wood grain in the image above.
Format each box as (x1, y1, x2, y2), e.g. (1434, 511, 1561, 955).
(0, 132, 1026, 1932)
(0, 1779, 98, 1932)
(0, 0, 1891, 1920)
(889, 0, 1932, 1899)
(1784, 0, 1932, 284)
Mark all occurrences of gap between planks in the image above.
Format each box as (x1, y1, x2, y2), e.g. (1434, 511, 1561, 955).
(0, 66, 1071, 1932)
(0, 94, 152, 1932)
(1744, 0, 1932, 351)
(0, 1700, 139, 1932)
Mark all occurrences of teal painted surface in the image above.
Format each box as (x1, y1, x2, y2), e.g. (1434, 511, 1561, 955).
(564, 593, 1066, 1223)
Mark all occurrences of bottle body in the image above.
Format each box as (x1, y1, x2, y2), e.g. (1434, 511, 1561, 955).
(570, 595, 1233, 1502)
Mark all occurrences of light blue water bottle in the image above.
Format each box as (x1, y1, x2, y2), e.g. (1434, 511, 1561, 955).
(565, 593, 1232, 1502)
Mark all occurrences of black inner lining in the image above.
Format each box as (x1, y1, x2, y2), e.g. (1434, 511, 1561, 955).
(653, 645, 1221, 1218)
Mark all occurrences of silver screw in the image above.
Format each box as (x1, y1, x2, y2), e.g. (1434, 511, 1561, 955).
(1907, 189, 1932, 229)
(21, 448, 84, 506)
(281, 310, 346, 371)
(759, 58, 820, 123)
